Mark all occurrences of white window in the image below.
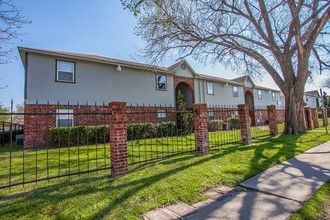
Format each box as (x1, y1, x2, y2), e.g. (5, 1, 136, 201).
(207, 82, 214, 95)
(258, 90, 262, 99)
(208, 111, 214, 120)
(277, 101, 281, 105)
(232, 86, 239, 97)
(272, 92, 276, 101)
(56, 61, 75, 83)
(231, 111, 239, 118)
(156, 75, 167, 91)
(157, 110, 167, 122)
(56, 109, 74, 127)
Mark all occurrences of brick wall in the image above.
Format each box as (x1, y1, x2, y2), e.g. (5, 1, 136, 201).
(127, 106, 176, 123)
(174, 77, 194, 92)
(24, 104, 176, 148)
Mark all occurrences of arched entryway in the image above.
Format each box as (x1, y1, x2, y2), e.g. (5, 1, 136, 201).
(245, 91, 254, 109)
(244, 91, 256, 126)
(176, 82, 194, 109)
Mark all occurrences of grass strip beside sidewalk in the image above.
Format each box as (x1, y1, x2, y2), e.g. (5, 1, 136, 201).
(290, 180, 330, 220)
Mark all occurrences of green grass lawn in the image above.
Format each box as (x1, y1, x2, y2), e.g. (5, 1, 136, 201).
(0, 126, 271, 188)
(290, 180, 330, 220)
(0, 130, 329, 219)
(316, 117, 330, 131)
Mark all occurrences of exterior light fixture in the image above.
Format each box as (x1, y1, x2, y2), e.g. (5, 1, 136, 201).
(116, 64, 122, 72)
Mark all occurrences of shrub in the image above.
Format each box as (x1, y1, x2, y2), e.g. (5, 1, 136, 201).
(127, 123, 155, 140)
(176, 90, 194, 135)
(50, 125, 109, 147)
(208, 120, 223, 132)
(50, 121, 178, 147)
(229, 118, 240, 129)
(177, 112, 194, 135)
(156, 121, 176, 137)
(127, 121, 176, 140)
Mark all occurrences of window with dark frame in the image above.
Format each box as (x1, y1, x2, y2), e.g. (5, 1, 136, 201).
(157, 110, 167, 122)
(232, 86, 239, 97)
(56, 60, 75, 83)
(56, 109, 74, 127)
(258, 90, 262, 99)
(156, 75, 167, 91)
(207, 82, 214, 95)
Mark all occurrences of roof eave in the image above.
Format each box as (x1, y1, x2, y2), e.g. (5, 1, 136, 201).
(17, 47, 174, 75)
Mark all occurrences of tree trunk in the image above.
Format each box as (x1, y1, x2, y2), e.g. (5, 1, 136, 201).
(284, 88, 306, 134)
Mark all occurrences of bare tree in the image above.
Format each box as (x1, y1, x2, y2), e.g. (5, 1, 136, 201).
(322, 78, 330, 88)
(0, 0, 30, 64)
(122, 0, 330, 134)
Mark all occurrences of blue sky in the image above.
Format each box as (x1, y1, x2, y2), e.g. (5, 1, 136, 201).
(0, 0, 328, 108)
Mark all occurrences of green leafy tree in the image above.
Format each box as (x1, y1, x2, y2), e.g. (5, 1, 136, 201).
(0, 105, 9, 122)
(176, 90, 194, 135)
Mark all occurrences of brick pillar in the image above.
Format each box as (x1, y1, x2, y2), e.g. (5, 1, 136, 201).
(238, 104, 252, 145)
(322, 108, 328, 127)
(193, 103, 209, 156)
(110, 102, 128, 177)
(304, 107, 314, 130)
(267, 105, 278, 136)
(311, 108, 319, 128)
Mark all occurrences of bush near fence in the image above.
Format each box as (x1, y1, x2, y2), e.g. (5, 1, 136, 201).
(50, 122, 177, 147)
(208, 120, 223, 132)
(127, 121, 176, 140)
(50, 125, 110, 147)
(229, 118, 240, 129)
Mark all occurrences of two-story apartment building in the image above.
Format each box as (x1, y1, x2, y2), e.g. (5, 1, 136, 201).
(19, 47, 281, 108)
(18, 47, 282, 147)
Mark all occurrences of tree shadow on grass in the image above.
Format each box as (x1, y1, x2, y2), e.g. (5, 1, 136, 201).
(0, 133, 328, 219)
(0, 142, 250, 219)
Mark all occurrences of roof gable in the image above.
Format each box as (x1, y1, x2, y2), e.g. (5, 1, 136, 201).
(231, 76, 255, 88)
(167, 60, 199, 78)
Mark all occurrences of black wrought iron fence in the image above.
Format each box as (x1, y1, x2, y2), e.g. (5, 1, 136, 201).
(250, 106, 270, 139)
(0, 100, 112, 189)
(207, 105, 241, 149)
(127, 105, 196, 166)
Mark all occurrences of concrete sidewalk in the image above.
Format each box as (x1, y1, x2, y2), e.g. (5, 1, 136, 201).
(186, 141, 330, 220)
